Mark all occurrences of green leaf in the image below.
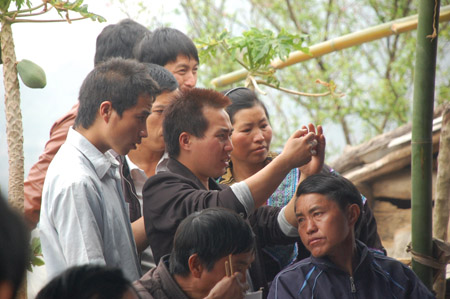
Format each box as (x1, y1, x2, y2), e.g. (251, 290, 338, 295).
(49, 0, 106, 22)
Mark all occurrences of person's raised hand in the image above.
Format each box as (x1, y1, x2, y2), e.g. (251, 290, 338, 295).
(205, 272, 248, 299)
(299, 124, 326, 179)
(277, 127, 316, 171)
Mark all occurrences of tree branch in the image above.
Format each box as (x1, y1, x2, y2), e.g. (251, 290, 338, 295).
(6, 3, 45, 15)
(15, 7, 53, 18)
(255, 79, 341, 97)
(9, 16, 87, 23)
(284, 0, 301, 32)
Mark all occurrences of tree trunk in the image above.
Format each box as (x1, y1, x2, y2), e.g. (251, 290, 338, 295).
(1, 19, 25, 211)
(433, 104, 450, 298)
(1, 17, 27, 299)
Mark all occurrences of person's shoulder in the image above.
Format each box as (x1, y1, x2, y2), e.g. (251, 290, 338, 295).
(274, 257, 315, 281)
(146, 170, 191, 186)
(47, 144, 95, 180)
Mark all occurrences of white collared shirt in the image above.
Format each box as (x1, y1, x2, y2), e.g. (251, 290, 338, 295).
(40, 128, 141, 282)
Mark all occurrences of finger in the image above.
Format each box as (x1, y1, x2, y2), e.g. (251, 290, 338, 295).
(308, 139, 318, 148)
(307, 123, 316, 134)
(302, 132, 316, 143)
(233, 273, 249, 292)
(317, 125, 323, 136)
(291, 128, 309, 138)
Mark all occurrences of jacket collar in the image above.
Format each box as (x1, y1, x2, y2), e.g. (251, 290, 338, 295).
(66, 128, 118, 179)
(310, 240, 372, 276)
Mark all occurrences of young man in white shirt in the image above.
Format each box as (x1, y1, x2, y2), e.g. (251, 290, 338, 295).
(39, 58, 159, 281)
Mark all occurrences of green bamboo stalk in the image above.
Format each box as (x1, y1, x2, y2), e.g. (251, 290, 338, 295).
(411, 0, 440, 289)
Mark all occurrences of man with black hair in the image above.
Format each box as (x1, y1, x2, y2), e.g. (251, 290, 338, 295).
(36, 264, 139, 299)
(24, 18, 150, 229)
(134, 27, 199, 92)
(125, 64, 180, 271)
(268, 173, 434, 299)
(134, 208, 254, 299)
(142, 88, 325, 297)
(0, 196, 29, 299)
(39, 58, 159, 281)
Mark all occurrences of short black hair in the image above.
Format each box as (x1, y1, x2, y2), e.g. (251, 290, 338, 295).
(163, 88, 231, 158)
(134, 27, 199, 66)
(222, 87, 270, 124)
(169, 208, 255, 276)
(145, 63, 179, 93)
(94, 18, 149, 66)
(0, 196, 30, 298)
(35, 265, 135, 299)
(74, 58, 160, 129)
(295, 173, 363, 226)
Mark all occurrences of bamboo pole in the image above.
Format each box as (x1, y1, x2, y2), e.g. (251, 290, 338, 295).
(432, 104, 450, 298)
(210, 5, 450, 88)
(411, 0, 440, 290)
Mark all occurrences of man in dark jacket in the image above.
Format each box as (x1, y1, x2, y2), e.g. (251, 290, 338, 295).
(268, 173, 434, 299)
(134, 208, 254, 299)
(142, 88, 325, 297)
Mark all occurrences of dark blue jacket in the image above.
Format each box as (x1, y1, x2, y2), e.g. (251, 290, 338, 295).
(268, 241, 435, 299)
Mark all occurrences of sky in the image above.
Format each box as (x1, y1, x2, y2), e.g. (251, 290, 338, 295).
(0, 0, 183, 196)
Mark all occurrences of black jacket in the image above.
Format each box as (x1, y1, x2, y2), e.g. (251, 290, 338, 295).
(142, 158, 299, 298)
(269, 241, 435, 299)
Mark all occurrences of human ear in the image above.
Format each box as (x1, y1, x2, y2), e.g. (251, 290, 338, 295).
(347, 204, 360, 226)
(179, 132, 191, 151)
(99, 101, 113, 123)
(188, 253, 204, 278)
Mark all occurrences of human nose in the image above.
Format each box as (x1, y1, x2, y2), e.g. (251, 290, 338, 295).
(306, 218, 318, 234)
(184, 72, 196, 89)
(253, 129, 264, 142)
(140, 127, 148, 138)
(225, 137, 233, 152)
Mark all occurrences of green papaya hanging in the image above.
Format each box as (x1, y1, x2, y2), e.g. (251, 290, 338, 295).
(17, 59, 47, 89)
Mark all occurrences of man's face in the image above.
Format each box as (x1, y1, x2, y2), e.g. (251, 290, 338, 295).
(164, 54, 198, 92)
(296, 193, 352, 259)
(107, 94, 152, 155)
(139, 90, 179, 153)
(188, 107, 233, 182)
(198, 251, 254, 297)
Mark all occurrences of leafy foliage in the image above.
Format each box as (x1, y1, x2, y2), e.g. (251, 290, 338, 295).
(27, 237, 44, 272)
(196, 27, 309, 86)
(49, 0, 106, 22)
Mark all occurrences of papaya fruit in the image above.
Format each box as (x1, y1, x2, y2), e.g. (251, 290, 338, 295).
(17, 59, 47, 89)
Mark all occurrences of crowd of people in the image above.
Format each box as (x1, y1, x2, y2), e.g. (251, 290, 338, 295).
(0, 18, 435, 299)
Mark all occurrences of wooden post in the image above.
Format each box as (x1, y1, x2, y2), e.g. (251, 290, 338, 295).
(432, 104, 450, 298)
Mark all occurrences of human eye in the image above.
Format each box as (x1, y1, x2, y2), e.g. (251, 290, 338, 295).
(240, 126, 252, 133)
(177, 68, 187, 75)
(313, 212, 323, 218)
(137, 113, 149, 122)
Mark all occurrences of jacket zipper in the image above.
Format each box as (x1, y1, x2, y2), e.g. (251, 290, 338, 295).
(349, 276, 356, 293)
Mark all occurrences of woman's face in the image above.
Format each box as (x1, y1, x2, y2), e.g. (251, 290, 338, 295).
(230, 105, 272, 165)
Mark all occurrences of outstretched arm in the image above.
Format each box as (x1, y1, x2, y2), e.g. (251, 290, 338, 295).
(244, 129, 316, 208)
